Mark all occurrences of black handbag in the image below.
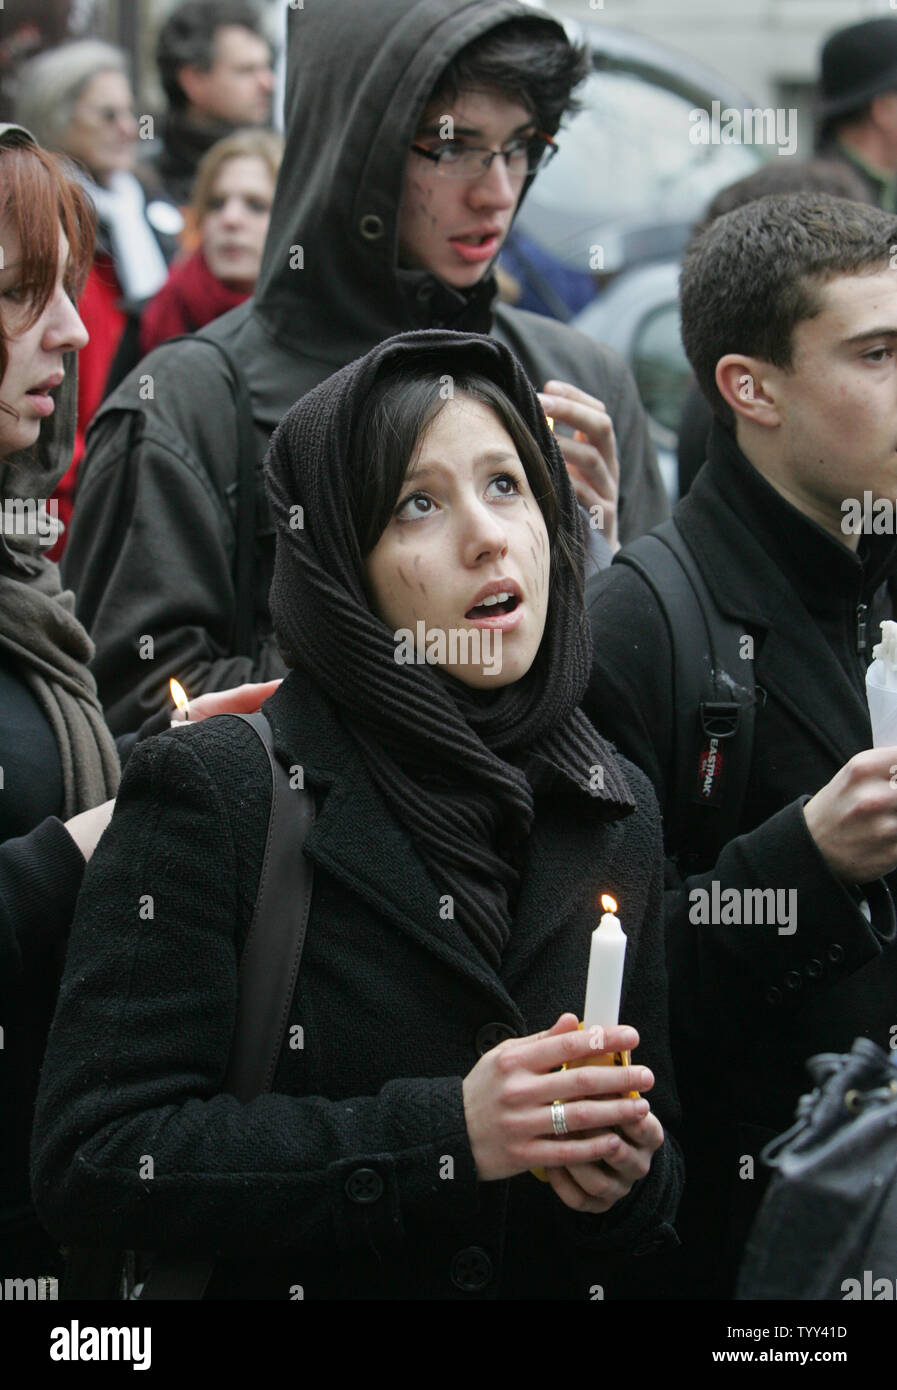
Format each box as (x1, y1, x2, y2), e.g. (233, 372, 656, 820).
(736, 1037, 897, 1300)
(62, 710, 314, 1299)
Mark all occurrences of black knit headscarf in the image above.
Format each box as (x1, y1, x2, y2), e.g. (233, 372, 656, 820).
(265, 330, 633, 969)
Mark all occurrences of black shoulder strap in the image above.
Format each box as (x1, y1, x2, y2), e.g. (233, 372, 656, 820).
(158, 335, 259, 661)
(137, 710, 314, 1300)
(615, 519, 755, 870)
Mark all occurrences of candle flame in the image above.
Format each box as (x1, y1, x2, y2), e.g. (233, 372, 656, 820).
(169, 678, 189, 712)
(545, 415, 554, 432)
(600, 893, 618, 914)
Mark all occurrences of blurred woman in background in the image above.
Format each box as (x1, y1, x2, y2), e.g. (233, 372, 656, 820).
(140, 127, 283, 355)
(16, 41, 175, 555)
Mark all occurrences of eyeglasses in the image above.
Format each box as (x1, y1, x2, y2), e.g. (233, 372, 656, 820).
(410, 132, 558, 181)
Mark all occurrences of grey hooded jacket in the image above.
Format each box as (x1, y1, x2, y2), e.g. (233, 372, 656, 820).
(62, 0, 669, 734)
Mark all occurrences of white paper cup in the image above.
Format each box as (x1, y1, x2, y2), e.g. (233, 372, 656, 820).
(866, 658, 897, 746)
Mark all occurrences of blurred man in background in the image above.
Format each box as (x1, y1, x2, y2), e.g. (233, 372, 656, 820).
(137, 0, 275, 210)
(816, 16, 897, 211)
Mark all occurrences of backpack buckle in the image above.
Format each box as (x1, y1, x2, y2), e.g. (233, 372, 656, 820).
(700, 701, 741, 739)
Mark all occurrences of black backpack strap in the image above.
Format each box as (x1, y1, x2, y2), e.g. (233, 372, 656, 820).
(137, 710, 314, 1300)
(615, 519, 755, 869)
(155, 335, 259, 661)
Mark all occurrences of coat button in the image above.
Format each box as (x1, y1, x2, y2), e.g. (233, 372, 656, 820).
(345, 1168, 383, 1204)
(765, 986, 782, 1006)
(476, 1022, 517, 1055)
(805, 958, 823, 979)
(827, 943, 844, 964)
(784, 970, 802, 991)
(450, 1246, 493, 1291)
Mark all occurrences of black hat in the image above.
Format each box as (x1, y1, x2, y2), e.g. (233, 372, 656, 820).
(820, 18, 897, 119)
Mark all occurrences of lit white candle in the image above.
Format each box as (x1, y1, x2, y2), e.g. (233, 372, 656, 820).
(169, 677, 190, 727)
(583, 894, 627, 1027)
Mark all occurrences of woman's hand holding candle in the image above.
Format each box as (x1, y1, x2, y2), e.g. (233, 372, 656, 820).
(461, 1013, 653, 1199)
(169, 677, 283, 726)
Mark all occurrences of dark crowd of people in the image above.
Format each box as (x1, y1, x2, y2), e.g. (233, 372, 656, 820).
(2, 0, 897, 1305)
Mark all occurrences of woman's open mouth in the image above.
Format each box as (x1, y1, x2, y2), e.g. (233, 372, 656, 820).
(24, 390, 55, 418)
(464, 592, 523, 629)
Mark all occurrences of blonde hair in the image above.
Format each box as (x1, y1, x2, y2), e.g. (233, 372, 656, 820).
(190, 128, 283, 229)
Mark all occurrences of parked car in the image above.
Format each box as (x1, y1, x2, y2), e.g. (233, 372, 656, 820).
(514, 20, 764, 282)
(571, 259, 684, 500)
(508, 19, 766, 493)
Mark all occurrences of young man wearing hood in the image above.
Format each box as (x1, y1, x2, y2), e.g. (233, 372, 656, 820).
(63, 0, 669, 735)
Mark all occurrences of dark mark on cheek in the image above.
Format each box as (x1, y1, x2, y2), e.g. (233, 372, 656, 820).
(397, 565, 412, 589)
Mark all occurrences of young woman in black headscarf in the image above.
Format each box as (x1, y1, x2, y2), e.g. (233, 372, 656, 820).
(32, 328, 681, 1300)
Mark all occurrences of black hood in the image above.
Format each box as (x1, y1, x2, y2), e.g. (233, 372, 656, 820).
(252, 0, 566, 366)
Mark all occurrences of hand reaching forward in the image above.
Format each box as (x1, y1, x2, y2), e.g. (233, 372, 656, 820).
(174, 678, 283, 723)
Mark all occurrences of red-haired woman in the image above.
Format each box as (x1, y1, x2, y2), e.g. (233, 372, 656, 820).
(0, 123, 278, 1288)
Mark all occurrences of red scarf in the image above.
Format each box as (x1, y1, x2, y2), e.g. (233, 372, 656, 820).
(139, 248, 250, 356)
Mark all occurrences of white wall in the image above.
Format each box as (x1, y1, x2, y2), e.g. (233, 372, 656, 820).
(538, 0, 897, 107)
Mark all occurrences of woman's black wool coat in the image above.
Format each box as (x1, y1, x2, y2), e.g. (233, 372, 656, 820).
(31, 672, 682, 1300)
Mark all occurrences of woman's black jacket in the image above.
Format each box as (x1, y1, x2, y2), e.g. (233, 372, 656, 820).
(31, 672, 681, 1300)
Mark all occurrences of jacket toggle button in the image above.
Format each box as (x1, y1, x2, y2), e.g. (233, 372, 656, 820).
(345, 1167, 383, 1204)
(450, 1246, 493, 1292)
(476, 1021, 517, 1055)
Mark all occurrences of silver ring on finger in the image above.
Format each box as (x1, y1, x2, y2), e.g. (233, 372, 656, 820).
(551, 1099, 569, 1136)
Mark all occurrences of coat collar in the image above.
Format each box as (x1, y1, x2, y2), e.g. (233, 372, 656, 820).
(263, 670, 630, 1004)
(675, 422, 897, 766)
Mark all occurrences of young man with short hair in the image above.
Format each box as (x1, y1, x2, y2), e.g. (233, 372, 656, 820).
(65, 0, 667, 735)
(585, 192, 897, 1296)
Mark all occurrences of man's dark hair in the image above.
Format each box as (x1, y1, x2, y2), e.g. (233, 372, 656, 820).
(157, 1, 266, 109)
(680, 192, 897, 426)
(428, 18, 590, 135)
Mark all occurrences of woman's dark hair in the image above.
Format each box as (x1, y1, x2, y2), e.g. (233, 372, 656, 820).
(157, 0, 267, 109)
(345, 365, 583, 603)
(679, 192, 897, 426)
(429, 18, 590, 136)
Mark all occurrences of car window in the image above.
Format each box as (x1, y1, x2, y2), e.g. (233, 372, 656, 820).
(522, 69, 763, 253)
(631, 301, 692, 437)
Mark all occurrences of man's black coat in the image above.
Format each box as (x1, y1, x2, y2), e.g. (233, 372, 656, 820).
(31, 672, 681, 1300)
(584, 420, 897, 1291)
